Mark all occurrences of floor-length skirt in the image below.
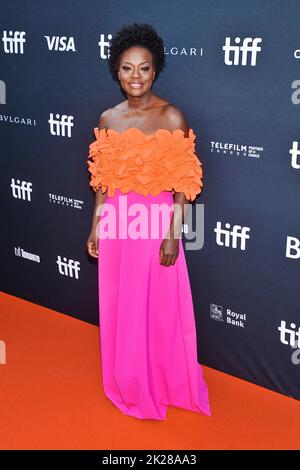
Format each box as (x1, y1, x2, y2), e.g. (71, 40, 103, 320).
(97, 188, 211, 420)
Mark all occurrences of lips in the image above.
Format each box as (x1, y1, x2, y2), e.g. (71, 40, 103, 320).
(129, 83, 143, 88)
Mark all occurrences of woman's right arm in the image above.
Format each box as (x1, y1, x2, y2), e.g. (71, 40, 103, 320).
(86, 112, 109, 259)
(87, 188, 107, 259)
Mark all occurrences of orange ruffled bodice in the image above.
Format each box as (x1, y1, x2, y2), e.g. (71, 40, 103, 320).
(87, 127, 203, 201)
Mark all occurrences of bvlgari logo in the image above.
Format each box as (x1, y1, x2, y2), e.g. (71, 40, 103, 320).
(0, 114, 37, 126)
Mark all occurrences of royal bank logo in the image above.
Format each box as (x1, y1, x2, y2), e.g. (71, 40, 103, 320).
(11, 178, 33, 201)
(48, 113, 74, 137)
(57, 255, 80, 279)
(0, 80, 6, 104)
(44, 36, 76, 51)
(210, 304, 224, 321)
(286, 236, 300, 259)
(2, 30, 26, 54)
(211, 140, 263, 159)
(210, 304, 247, 328)
(289, 141, 300, 169)
(223, 37, 262, 66)
(214, 221, 250, 251)
(49, 193, 83, 210)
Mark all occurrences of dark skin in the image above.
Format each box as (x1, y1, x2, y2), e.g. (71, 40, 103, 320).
(87, 46, 192, 266)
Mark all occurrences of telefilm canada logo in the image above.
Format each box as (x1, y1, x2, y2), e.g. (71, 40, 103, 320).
(210, 140, 263, 159)
(49, 193, 84, 210)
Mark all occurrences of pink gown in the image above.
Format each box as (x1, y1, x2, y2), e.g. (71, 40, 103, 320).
(87, 127, 211, 420)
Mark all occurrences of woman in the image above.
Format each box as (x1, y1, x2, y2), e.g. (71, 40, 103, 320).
(86, 23, 211, 420)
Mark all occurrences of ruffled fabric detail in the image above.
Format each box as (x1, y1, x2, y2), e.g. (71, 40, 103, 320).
(87, 127, 203, 201)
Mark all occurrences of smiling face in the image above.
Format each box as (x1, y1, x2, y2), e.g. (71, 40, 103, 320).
(117, 46, 156, 96)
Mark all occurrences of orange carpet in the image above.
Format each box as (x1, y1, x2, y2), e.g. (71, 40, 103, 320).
(0, 291, 299, 450)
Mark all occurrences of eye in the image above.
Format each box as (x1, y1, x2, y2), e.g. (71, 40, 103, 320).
(122, 66, 130, 71)
(142, 67, 150, 71)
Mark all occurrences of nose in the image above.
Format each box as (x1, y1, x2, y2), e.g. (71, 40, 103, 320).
(131, 67, 141, 78)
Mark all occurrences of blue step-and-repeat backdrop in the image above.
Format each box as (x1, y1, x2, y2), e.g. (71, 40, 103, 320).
(1, 0, 300, 400)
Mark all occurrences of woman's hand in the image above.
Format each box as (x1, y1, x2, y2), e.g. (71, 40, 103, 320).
(87, 228, 98, 259)
(159, 237, 179, 266)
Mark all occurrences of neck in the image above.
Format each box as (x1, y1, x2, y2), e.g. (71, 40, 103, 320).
(126, 91, 155, 111)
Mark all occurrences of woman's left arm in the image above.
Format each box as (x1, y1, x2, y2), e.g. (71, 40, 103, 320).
(159, 191, 191, 266)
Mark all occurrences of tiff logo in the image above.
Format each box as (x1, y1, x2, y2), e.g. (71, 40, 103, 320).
(44, 36, 76, 51)
(98, 33, 113, 59)
(223, 37, 262, 66)
(0, 340, 6, 364)
(57, 255, 80, 279)
(0, 80, 6, 104)
(289, 141, 300, 169)
(286, 236, 300, 259)
(214, 221, 250, 250)
(11, 178, 33, 201)
(48, 113, 74, 137)
(2, 30, 26, 54)
(278, 321, 300, 348)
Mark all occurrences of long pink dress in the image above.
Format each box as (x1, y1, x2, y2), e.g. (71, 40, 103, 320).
(87, 127, 211, 420)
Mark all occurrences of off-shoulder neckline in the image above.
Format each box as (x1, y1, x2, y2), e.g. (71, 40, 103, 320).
(94, 127, 193, 138)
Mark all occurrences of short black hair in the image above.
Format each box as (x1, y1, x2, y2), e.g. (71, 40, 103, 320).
(108, 22, 166, 83)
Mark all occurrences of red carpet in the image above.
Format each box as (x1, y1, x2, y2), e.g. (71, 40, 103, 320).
(0, 291, 299, 450)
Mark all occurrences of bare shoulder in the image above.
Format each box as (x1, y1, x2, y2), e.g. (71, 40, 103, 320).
(162, 104, 189, 136)
(98, 100, 129, 129)
(97, 107, 116, 130)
